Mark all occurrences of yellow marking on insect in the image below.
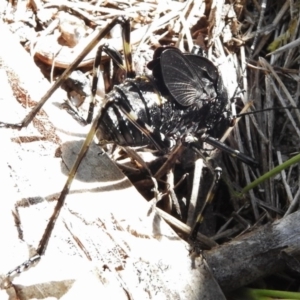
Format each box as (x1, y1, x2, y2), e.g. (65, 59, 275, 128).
(195, 214, 204, 224)
(123, 40, 134, 77)
(122, 109, 154, 134)
(139, 75, 167, 106)
(123, 42, 131, 58)
(128, 111, 138, 121)
(155, 94, 168, 106)
(206, 190, 215, 204)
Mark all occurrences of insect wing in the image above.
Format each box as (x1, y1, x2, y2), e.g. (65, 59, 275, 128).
(185, 54, 219, 101)
(160, 49, 217, 106)
(184, 54, 218, 83)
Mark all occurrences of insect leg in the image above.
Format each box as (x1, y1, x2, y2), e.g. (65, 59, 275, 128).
(36, 102, 114, 255)
(202, 134, 258, 168)
(189, 167, 222, 242)
(6, 100, 114, 281)
(87, 17, 134, 124)
(120, 17, 135, 79)
(0, 16, 129, 129)
(184, 132, 258, 168)
(103, 44, 126, 83)
(6, 18, 135, 280)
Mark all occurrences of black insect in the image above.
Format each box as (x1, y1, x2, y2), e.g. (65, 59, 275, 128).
(1, 16, 257, 282)
(96, 46, 257, 166)
(99, 46, 224, 147)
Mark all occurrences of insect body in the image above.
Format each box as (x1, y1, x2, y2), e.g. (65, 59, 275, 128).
(97, 46, 226, 148)
(3, 16, 257, 282)
(97, 46, 257, 168)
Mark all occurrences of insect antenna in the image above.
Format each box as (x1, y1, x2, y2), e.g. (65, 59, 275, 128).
(236, 105, 300, 118)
